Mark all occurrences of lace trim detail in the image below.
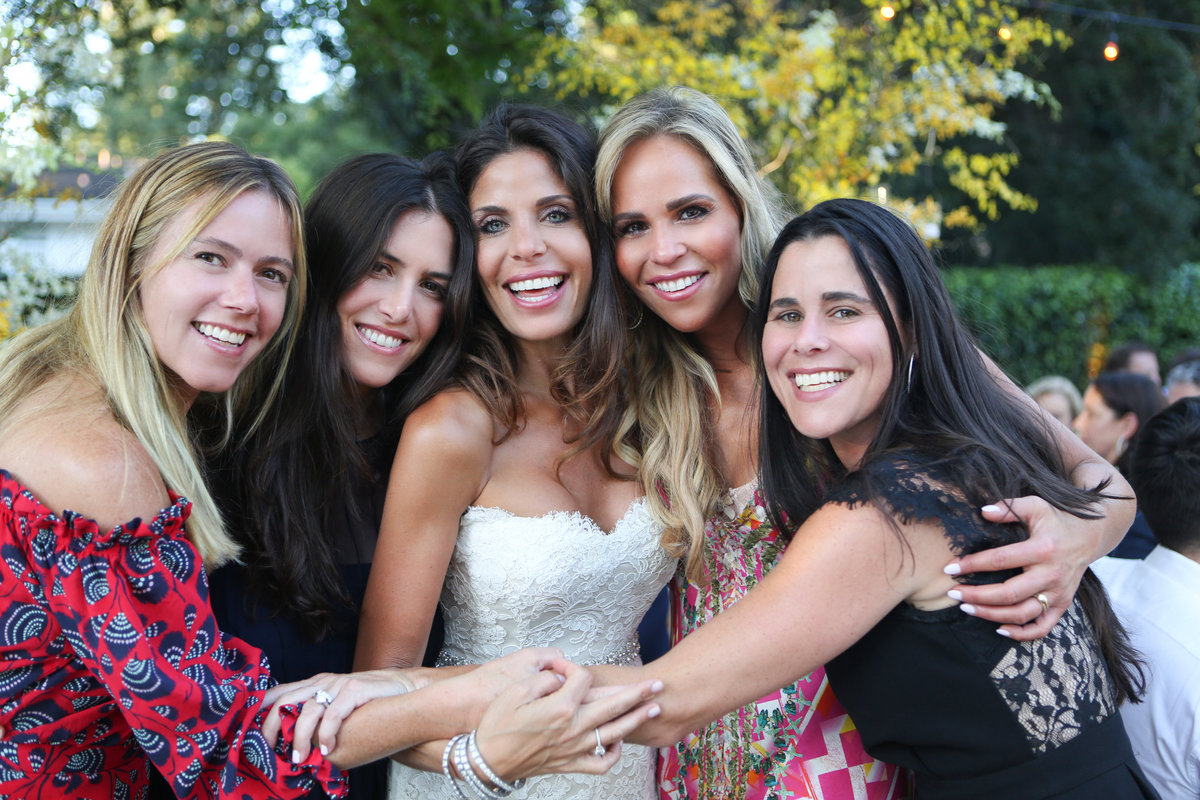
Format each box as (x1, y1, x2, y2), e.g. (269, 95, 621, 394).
(435, 638, 642, 668)
(824, 454, 1024, 585)
(990, 599, 1118, 754)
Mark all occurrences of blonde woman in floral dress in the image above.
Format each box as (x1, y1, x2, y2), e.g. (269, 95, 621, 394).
(595, 86, 1137, 800)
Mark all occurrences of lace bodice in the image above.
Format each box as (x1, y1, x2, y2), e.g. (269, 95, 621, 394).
(388, 498, 673, 800)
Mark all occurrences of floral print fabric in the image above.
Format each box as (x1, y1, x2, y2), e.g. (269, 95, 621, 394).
(658, 483, 908, 800)
(0, 470, 345, 800)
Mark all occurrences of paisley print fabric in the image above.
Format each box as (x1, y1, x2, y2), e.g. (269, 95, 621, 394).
(658, 482, 908, 800)
(0, 470, 345, 800)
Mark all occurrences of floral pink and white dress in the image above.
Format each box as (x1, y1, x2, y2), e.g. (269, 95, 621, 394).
(657, 481, 910, 800)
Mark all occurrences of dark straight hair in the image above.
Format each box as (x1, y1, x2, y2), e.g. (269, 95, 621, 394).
(751, 198, 1143, 703)
(1126, 397, 1200, 553)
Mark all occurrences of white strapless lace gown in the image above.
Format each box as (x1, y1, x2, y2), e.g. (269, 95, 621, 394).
(387, 498, 675, 800)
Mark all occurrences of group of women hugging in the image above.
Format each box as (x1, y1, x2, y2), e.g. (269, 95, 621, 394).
(0, 86, 1162, 799)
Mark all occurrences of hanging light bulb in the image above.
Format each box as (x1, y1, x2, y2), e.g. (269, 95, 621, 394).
(998, 16, 1013, 41)
(1103, 33, 1119, 61)
(880, 4, 896, 21)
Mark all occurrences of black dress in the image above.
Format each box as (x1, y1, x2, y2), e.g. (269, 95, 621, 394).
(821, 453, 1159, 800)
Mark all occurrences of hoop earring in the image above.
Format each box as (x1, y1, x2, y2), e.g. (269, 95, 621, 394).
(906, 354, 915, 392)
(627, 303, 644, 330)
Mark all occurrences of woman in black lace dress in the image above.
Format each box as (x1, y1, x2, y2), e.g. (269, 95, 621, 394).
(599, 198, 1158, 799)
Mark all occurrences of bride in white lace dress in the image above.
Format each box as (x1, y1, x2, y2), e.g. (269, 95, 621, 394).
(355, 104, 673, 800)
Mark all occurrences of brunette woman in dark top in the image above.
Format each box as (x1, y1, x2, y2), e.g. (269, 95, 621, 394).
(197, 152, 473, 798)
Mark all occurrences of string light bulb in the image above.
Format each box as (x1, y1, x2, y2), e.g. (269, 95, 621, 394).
(880, 4, 896, 21)
(998, 16, 1012, 40)
(1103, 33, 1119, 61)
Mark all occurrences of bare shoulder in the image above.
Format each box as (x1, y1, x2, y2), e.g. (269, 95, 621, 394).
(389, 389, 496, 500)
(399, 388, 495, 460)
(0, 380, 169, 529)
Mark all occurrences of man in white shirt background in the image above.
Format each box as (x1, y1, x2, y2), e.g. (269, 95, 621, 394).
(1093, 396, 1200, 800)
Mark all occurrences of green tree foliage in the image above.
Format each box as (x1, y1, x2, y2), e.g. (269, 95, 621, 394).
(1, 0, 571, 190)
(531, 0, 1066, 230)
(332, 0, 569, 151)
(951, 1, 1200, 275)
(945, 262, 1200, 388)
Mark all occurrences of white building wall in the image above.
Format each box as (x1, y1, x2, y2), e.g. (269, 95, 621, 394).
(0, 197, 109, 276)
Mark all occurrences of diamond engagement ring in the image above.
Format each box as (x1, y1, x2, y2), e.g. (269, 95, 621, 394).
(313, 689, 335, 707)
(592, 728, 606, 758)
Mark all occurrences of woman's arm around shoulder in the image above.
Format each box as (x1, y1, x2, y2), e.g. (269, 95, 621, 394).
(949, 356, 1136, 638)
(355, 389, 495, 671)
(602, 498, 953, 748)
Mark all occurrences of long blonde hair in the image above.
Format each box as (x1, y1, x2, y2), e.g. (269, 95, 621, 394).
(0, 141, 306, 566)
(596, 87, 790, 580)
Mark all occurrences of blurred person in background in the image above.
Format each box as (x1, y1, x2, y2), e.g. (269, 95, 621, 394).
(1105, 342, 1161, 389)
(1075, 372, 1166, 558)
(1164, 352, 1200, 404)
(1026, 375, 1084, 428)
(1092, 397, 1200, 799)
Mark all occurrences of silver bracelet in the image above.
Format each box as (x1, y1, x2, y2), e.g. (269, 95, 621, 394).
(441, 734, 475, 800)
(467, 729, 525, 794)
(453, 731, 504, 799)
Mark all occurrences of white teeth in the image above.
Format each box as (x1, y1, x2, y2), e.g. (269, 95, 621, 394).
(794, 370, 850, 392)
(195, 323, 246, 346)
(508, 276, 563, 293)
(359, 326, 404, 348)
(654, 274, 701, 293)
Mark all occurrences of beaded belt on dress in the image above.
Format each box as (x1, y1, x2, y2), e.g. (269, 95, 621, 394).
(434, 638, 642, 668)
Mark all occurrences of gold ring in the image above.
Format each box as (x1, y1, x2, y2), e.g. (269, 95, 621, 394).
(1035, 593, 1050, 614)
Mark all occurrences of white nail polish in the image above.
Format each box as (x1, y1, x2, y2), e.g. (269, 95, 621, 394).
(320, 745, 329, 756)
(947, 590, 963, 602)
(944, 563, 962, 576)
(960, 604, 977, 616)
(981, 504, 1002, 514)
(996, 628, 1012, 638)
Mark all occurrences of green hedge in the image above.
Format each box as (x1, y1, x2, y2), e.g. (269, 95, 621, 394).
(944, 262, 1200, 390)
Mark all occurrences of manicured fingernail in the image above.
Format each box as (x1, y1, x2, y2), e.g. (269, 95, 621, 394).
(647, 705, 661, 718)
(944, 563, 962, 576)
(651, 680, 664, 692)
(960, 604, 977, 616)
(996, 628, 1012, 638)
(320, 745, 329, 756)
(292, 750, 300, 764)
(981, 504, 1002, 514)
(947, 590, 963, 602)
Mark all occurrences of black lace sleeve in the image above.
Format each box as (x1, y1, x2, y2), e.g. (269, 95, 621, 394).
(823, 452, 1026, 585)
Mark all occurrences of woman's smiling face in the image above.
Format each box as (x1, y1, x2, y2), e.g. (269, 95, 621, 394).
(762, 235, 899, 469)
(469, 148, 593, 345)
(337, 210, 455, 395)
(610, 135, 744, 335)
(138, 189, 294, 407)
